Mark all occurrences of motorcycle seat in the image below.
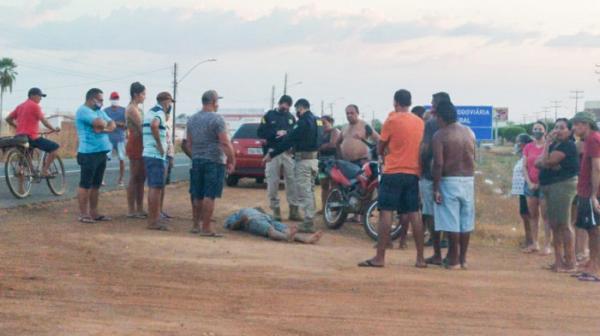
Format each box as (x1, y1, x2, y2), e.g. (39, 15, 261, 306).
(334, 160, 362, 179)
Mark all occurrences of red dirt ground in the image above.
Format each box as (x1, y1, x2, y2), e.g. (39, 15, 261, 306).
(0, 183, 599, 335)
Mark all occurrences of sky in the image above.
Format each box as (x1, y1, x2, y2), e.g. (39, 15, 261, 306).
(1, 0, 600, 123)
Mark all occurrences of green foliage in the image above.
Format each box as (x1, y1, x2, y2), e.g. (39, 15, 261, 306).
(0, 57, 18, 95)
(498, 126, 526, 142)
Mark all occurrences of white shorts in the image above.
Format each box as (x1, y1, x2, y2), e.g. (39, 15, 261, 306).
(419, 178, 434, 216)
(109, 141, 126, 161)
(434, 176, 475, 233)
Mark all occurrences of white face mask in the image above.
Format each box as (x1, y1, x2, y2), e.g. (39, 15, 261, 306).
(110, 99, 119, 107)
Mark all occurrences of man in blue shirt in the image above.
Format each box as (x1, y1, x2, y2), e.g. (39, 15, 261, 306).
(75, 88, 116, 224)
(104, 91, 127, 186)
(143, 91, 173, 231)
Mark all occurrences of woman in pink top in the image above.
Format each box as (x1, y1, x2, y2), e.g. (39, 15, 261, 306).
(522, 121, 552, 254)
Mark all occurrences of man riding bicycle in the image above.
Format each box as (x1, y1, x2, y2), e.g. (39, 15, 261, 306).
(5, 87, 61, 177)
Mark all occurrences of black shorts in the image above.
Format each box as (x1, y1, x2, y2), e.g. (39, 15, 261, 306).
(575, 197, 600, 231)
(29, 137, 59, 153)
(519, 195, 529, 215)
(77, 152, 108, 189)
(378, 173, 420, 214)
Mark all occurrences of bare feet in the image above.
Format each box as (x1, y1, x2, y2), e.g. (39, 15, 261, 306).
(461, 263, 469, 270)
(540, 247, 552, 256)
(521, 244, 540, 254)
(288, 225, 298, 242)
(415, 261, 428, 268)
(307, 230, 323, 244)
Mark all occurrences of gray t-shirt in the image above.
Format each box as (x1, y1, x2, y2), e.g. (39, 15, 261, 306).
(187, 111, 226, 163)
(421, 118, 439, 180)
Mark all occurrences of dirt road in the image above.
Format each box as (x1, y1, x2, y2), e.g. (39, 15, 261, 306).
(0, 182, 598, 335)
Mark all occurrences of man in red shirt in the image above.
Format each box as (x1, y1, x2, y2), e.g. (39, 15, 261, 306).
(572, 112, 600, 282)
(5, 88, 61, 176)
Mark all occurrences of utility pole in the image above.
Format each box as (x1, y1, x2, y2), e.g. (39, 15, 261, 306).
(550, 100, 562, 120)
(172, 62, 178, 145)
(320, 100, 324, 116)
(570, 90, 584, 114)
(541, 106, 550, 122)
(270, 85, 275, 110)
(283, 73, 288, 95)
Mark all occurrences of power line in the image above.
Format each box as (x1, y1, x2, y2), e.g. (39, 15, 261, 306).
(13, 66, 171, 93)
(570, 90, 584, 114)
(550, 100, 562, 120)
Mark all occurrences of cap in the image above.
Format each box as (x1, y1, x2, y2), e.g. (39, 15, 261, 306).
(157, 91, 175, 102)
(110, 92, 120, 100)
(572, 111, 596, 126)
(201, 90, 223, 104)
(28, 87, 47, 98)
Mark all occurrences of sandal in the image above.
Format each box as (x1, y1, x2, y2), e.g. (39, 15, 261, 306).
(198, 232, 224, 238)
(578, 273, 600, 282)
(358, 260, 384, 268)
(93, 215, 112, 222)
(78, 216, 95, 224)
(147, 225, 169, 231)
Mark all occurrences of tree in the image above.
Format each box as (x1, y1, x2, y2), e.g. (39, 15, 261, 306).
(0, 57, 18, 134)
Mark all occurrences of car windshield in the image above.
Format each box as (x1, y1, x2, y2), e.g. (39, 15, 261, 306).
(233, 124, 260, 139)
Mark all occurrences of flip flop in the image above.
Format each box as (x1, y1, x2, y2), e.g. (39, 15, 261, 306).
(578, 273, 600, 282)
(358, 260, 384, 268)
(78, 216, 95, 224)
(127, 213, 147, 219)
(147, 225, 169, 231)
(198, 232, 224, 238)
(93, 215, 112, 222)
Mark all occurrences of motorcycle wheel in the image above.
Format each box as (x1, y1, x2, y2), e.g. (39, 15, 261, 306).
(363, 200, 404, 241)
(323, 187, 348, 229)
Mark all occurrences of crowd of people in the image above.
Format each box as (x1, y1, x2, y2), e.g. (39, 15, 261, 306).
(5, 83, 599, 281)
(512, 113, 600, 282)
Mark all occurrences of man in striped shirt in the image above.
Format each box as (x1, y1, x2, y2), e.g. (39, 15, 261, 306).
(143, 92, 173, 231)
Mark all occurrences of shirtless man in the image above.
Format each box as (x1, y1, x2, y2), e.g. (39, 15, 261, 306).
(125, 82, 147, 218)
(432, 100, 476, 270)
(337, 104, 380, 166)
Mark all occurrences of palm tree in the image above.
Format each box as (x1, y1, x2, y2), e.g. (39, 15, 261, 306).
(0, 57, 18, 134)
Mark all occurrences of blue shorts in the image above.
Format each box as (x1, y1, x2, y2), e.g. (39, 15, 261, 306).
(189, 158, 225, 200)
(29, 137, 59, 153)
(524, 183, 544, 199)
(434, 177, 475, 233)
(420, 178, 435, 216)
(247, 217, 288, 237)
(144, 157, 166, 188)
(378, 173, 420, 214)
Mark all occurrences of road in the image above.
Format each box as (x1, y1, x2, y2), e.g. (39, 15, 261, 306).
(0, 154, 191, 209)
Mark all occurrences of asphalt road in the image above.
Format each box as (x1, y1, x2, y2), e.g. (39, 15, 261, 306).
(0, 154, 191, 209)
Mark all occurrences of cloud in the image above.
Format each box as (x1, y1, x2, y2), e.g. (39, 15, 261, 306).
(445, 23, 539, 43)
(546, 32, 600, 48)
(1, 6, 540, 54)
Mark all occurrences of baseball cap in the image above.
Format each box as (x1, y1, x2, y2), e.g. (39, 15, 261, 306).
(156, 91, 175, 102)
(28, 87, 47, 98)
(572, 111, 597, 126)
(110, 92, 120, 100)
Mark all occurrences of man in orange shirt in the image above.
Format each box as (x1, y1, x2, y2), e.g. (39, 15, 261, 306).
(359, 89, 426, 268)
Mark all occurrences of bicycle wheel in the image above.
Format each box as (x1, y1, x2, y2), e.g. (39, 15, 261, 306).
(44, 153, 66, 196)
(363, 200, 404, 241)
(5, 148, 33, 199)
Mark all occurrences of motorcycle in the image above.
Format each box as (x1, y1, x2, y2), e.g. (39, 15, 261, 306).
(322, 153, 404, 241)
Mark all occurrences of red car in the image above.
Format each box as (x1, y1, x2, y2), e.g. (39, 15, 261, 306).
(227, 123, 266, 186)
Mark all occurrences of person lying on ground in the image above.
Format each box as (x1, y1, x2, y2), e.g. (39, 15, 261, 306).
(224, 207, 323, 244)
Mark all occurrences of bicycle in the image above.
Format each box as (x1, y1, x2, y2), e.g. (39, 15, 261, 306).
(0, 131, 66, 199)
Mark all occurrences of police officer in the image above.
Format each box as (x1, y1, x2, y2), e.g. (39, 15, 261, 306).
(263, 98, 323, 233)
(257, 95, 301, 222)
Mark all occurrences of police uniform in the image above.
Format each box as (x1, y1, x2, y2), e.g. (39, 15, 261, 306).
(257, 108, 299, 219)
(270, 110, 323, 232)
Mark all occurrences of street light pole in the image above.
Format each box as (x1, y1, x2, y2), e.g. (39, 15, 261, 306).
(171, 58, 217, 144)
